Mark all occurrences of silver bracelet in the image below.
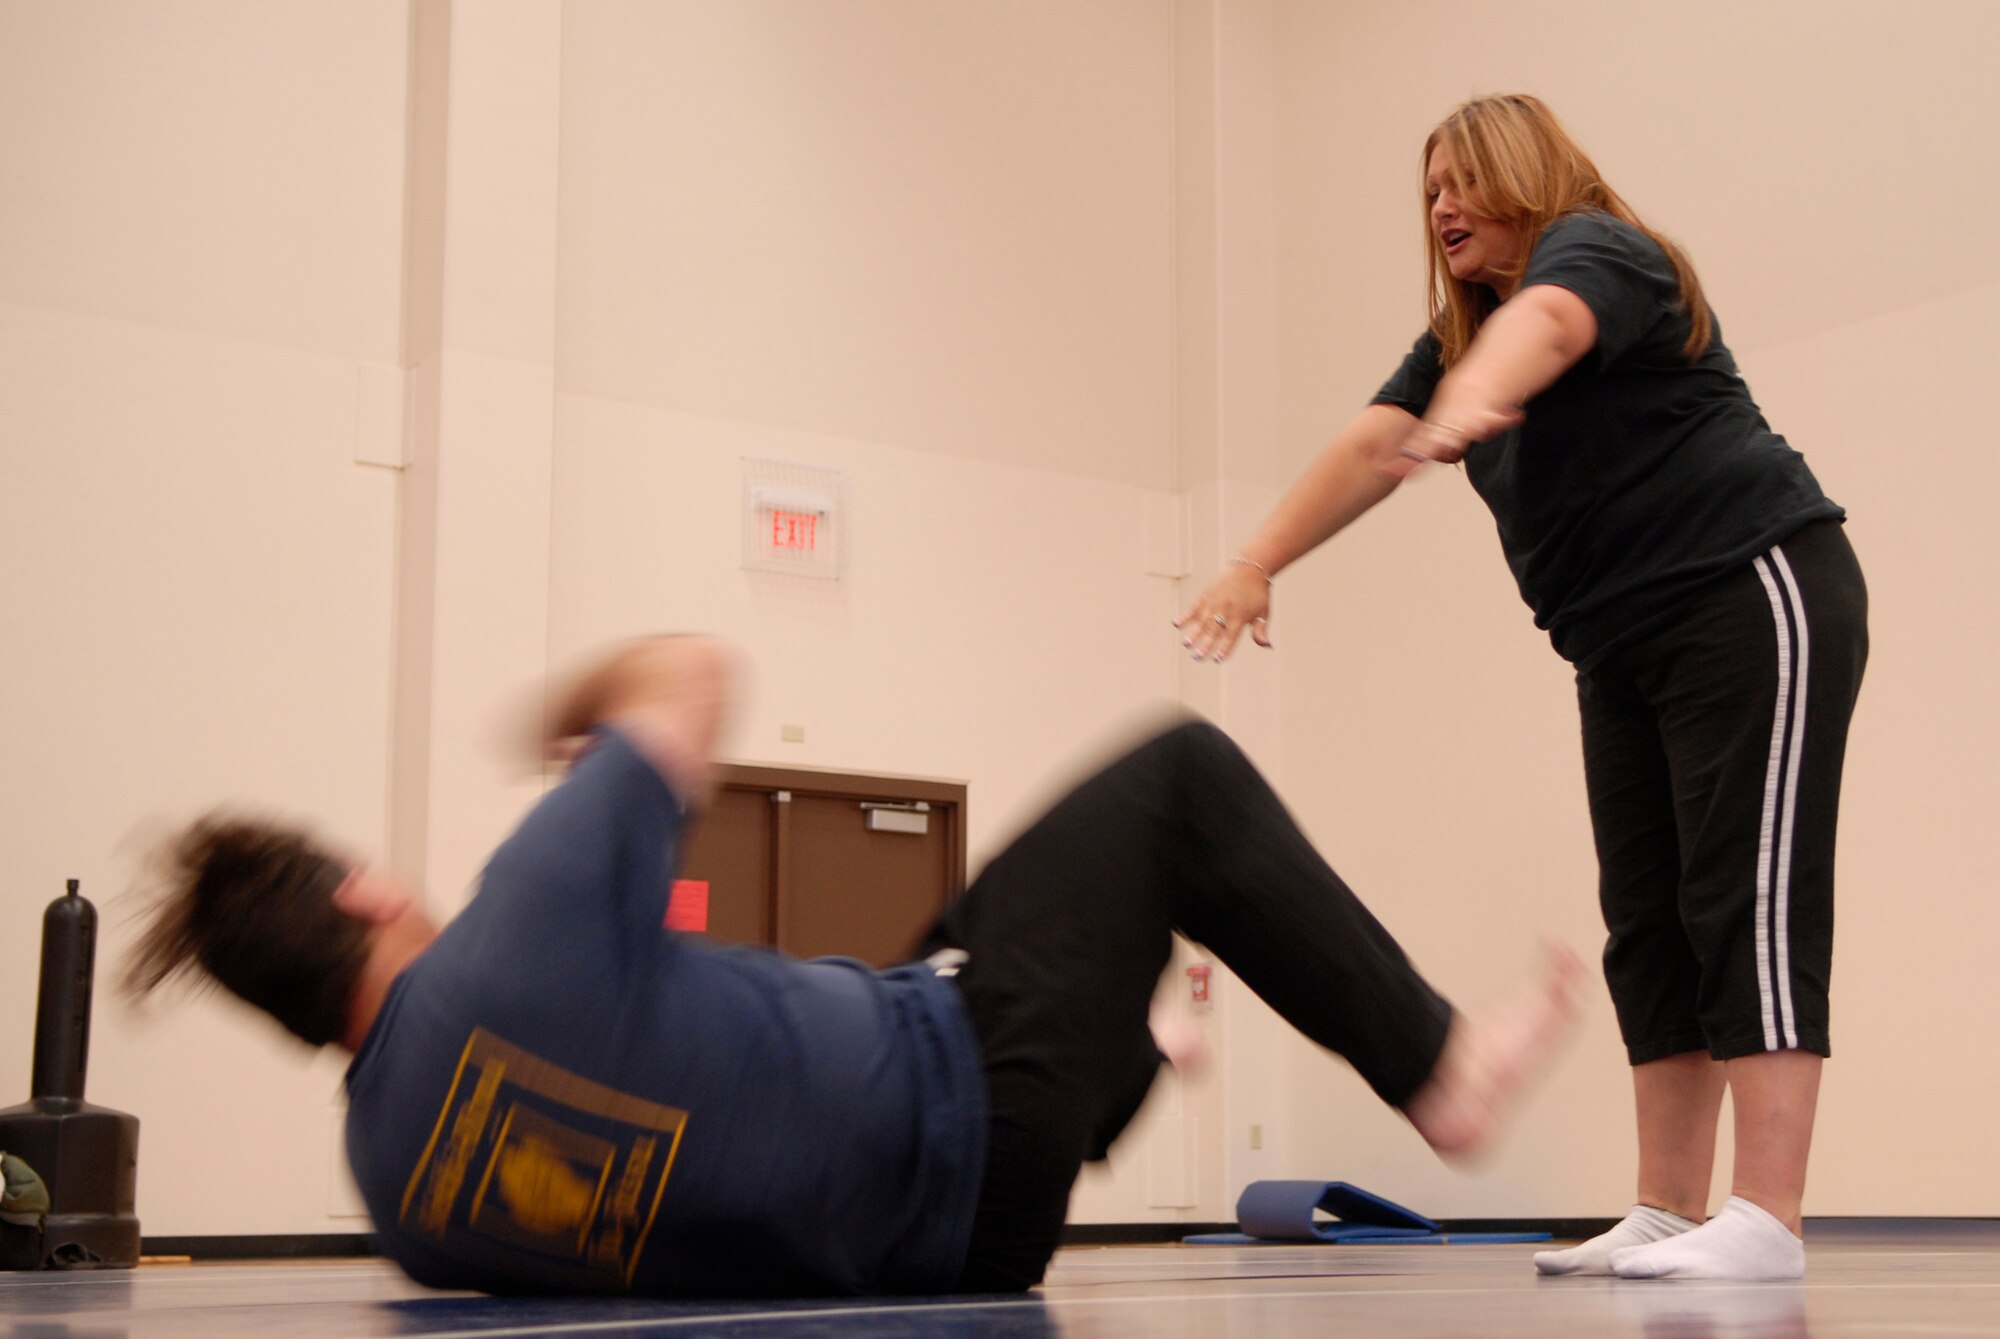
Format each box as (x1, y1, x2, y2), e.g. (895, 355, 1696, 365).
(1231, 556, 1273, 583)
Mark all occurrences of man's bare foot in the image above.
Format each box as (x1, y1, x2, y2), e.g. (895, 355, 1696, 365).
(1404, 940, 1586, 1163)
(1149, 1004, 1210, 1077)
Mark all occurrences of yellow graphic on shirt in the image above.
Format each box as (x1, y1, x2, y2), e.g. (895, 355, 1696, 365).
(413, 1058, 504, 1235)
(400, 1028, 687, 1287)
(492, 1133, 598, 1236)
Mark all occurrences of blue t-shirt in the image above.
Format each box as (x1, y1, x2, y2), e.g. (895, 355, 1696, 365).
(1373, 212, 1843, 668)
(343, 729, 988, 1297)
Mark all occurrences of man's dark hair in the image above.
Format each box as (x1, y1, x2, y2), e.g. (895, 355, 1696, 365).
(125, 815, 369, 1047)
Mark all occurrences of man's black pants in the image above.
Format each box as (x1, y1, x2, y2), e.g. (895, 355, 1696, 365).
(918, 720, 1454, 1291)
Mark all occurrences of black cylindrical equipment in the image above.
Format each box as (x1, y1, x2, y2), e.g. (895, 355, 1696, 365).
(0, 879, 141, 1270)
(31, 880, 94, 1107)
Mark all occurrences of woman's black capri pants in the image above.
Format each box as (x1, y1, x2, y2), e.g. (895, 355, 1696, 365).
(1578, 519, 1868, 1065)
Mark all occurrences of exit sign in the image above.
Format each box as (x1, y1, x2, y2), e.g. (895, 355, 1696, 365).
(741, 460, 847, 579)
(769, 508, 819, 552)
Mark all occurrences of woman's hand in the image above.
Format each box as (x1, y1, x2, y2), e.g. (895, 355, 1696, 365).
(1172, 405, 1421, 662)
(1174, 561, 1273, 662)
(1399, 401, 1524, 465)
(1404, 284, 1598, 464)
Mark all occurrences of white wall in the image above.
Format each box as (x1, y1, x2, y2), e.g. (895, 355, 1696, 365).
(1747, 281, 2000, 1212)
(0, 0, 411, 1231)
(1, 0, 1994, 1240)
(555, 0, 1178, 490)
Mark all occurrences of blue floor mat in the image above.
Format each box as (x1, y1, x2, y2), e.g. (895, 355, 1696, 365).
(1183, 1179, 1551, 1246)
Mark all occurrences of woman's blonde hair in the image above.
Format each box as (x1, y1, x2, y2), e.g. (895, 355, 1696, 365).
(1422, 94, 1711, 366)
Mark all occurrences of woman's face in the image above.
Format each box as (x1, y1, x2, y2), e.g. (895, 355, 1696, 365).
(1425, 140, 1527, 297)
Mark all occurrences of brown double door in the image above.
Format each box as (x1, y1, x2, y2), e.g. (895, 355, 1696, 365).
(675, 764, 967, 967)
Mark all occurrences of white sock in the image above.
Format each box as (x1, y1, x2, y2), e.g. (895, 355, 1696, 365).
(1609, 1196, 1804, 1281)
(1533, 1205, 1699, 1276)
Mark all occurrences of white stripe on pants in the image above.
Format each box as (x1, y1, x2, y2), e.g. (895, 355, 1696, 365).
(1751, 546, 1810, 1051)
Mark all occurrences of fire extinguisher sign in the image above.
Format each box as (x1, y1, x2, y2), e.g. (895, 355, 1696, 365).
(1186, 962, 1212, 1012)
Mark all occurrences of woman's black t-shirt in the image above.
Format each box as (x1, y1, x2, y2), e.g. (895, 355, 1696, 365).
(1372, 211, 1842, 668)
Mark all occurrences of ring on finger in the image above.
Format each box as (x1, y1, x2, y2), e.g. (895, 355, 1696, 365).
(1211, 614, 1228, 627)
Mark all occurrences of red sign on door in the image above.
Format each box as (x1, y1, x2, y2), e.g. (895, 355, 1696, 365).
(665, 879, 710, 933)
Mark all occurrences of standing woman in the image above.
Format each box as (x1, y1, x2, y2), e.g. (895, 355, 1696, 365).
(1178, 94, 1865, 1282)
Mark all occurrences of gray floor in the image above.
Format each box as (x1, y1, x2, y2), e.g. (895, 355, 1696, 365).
(3, 1223, 1996, 1336)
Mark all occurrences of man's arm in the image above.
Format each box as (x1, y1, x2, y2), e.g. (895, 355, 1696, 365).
(546, 636, 737, 809)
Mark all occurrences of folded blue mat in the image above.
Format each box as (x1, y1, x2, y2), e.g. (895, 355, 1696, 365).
(1183, 1179, 1550, 1246)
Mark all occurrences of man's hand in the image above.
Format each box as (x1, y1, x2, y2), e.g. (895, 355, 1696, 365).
(546, 636, 738, 808)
